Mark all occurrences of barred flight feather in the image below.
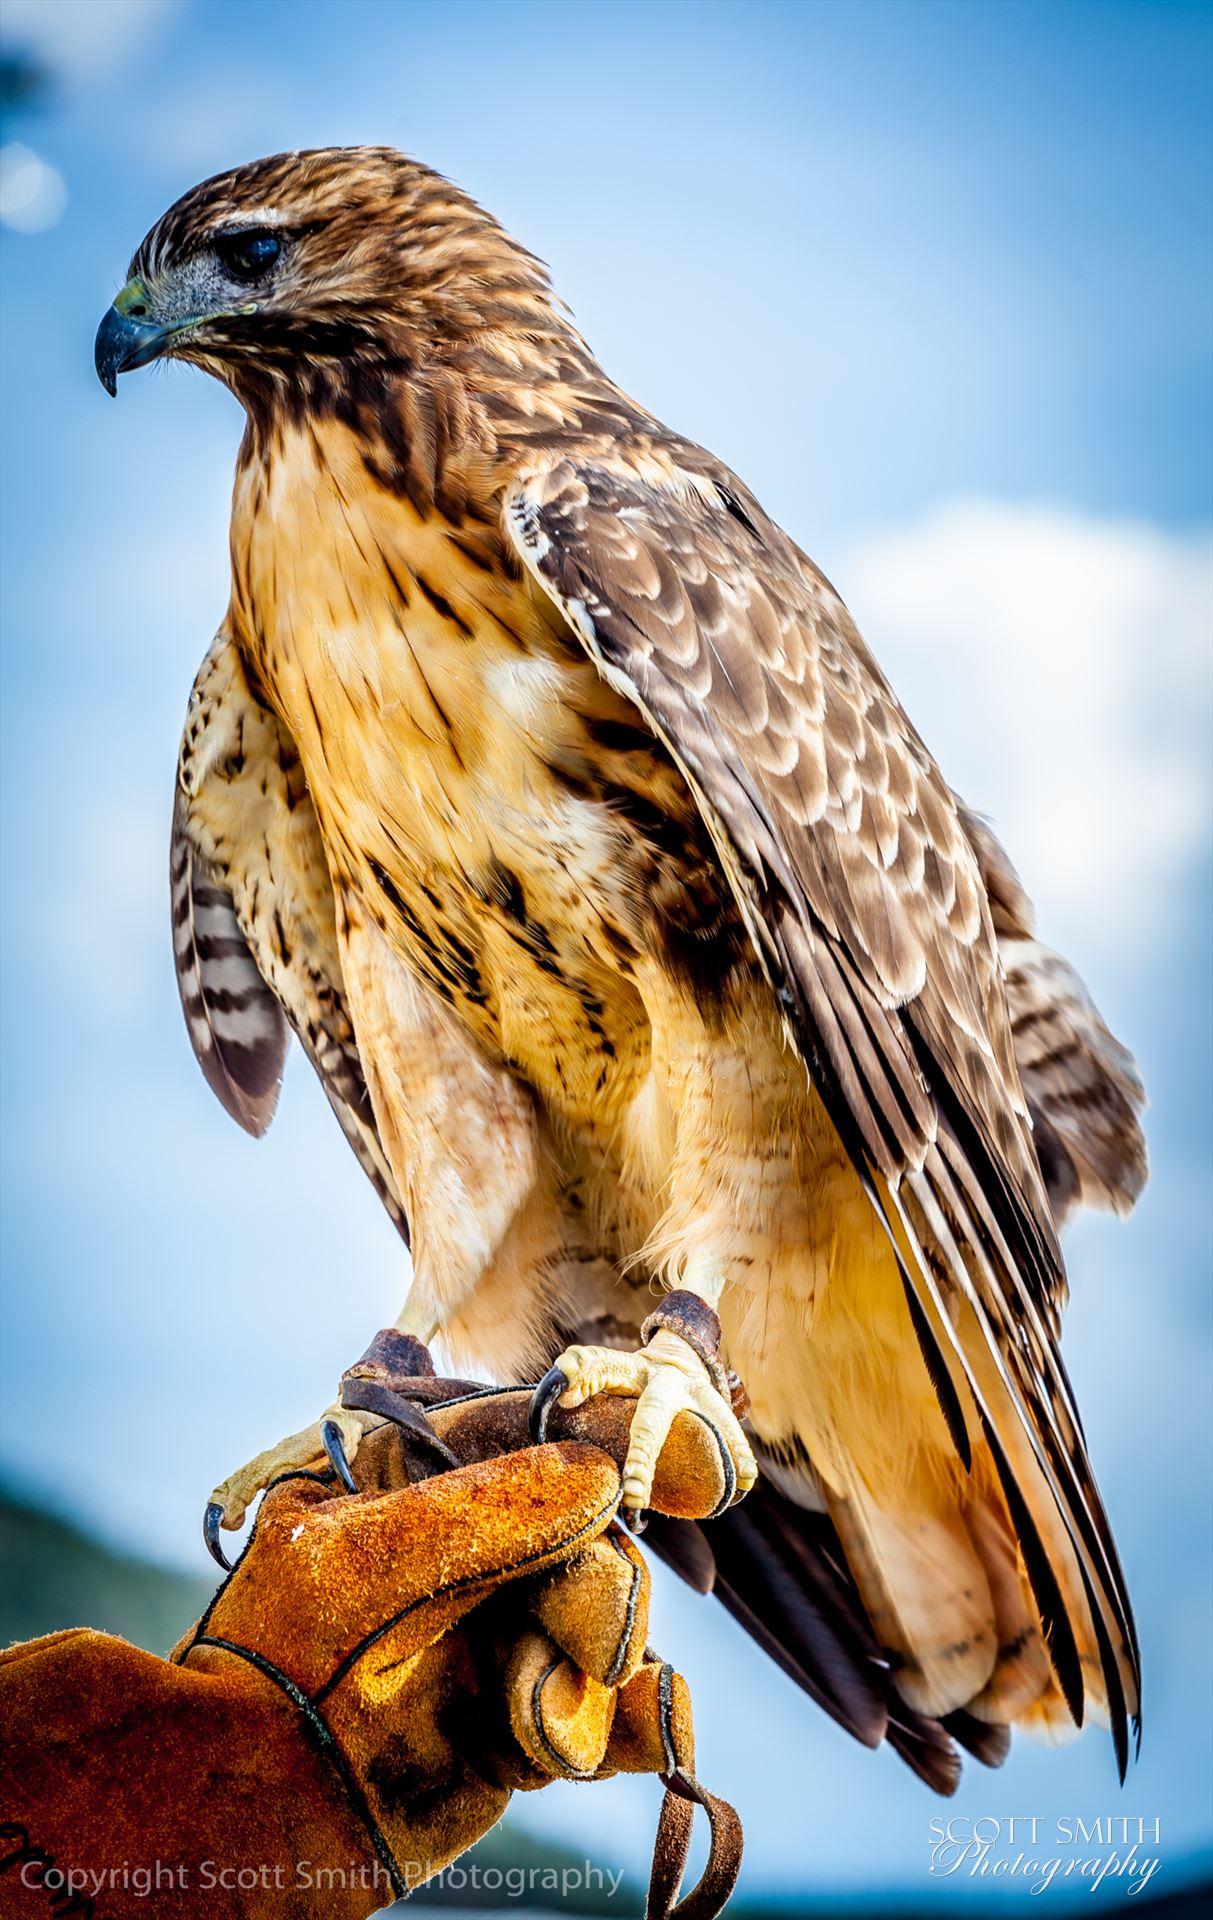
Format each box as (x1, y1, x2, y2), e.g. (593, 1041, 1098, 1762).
(170, 793, 286, 1137)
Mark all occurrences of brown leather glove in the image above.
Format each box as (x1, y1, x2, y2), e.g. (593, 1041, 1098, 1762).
(0, 1337, 741, 1920)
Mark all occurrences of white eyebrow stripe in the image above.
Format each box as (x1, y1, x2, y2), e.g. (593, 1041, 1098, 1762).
(207, 206, 288, 233)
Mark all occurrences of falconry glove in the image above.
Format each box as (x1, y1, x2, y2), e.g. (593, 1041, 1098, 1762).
(0, 1336, 742, 1920)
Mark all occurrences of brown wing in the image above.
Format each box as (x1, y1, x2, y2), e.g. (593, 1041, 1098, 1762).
(962, 809, 1148, 1226)
(173, 632, 408, 1241)
(505, 453, 1139, 1770)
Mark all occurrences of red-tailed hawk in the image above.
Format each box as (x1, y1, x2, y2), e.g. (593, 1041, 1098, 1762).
(96, 147, 1147, 1789)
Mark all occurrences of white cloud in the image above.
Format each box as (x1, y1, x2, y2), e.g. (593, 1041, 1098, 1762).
(1, 0, 180, 83)
(840, 499, 1212, 970)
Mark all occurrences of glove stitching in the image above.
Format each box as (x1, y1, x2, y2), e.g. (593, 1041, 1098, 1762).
(313, 1486, 620, 1704)
(603, 1534, 644, 1687)
(414, 1385, 515, 1411)
(528, 1652, 599, 1779)
(190, 1634, 409, 1903)
(685, 1411, 737, 1520)
(656, 1662, 678, 1775)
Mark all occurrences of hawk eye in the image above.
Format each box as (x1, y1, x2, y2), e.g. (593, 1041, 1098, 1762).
(214, 228, 282, 283)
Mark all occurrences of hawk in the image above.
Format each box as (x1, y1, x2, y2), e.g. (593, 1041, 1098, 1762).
(96, 147, 1147, 1789)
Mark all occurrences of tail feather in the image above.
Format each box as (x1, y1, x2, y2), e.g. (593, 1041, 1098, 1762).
(943, 1710, 1011, 1769)
(646, 1483, 982, 1797)
(825, 1479, 997, 1719)
(822, 1441, 1060, 1730)
(888, 1145, 1139, 1777)
(961, 1490, 1052, 1723)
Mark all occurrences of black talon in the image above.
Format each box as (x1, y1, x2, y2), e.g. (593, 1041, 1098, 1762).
(621, 1504, 649, 1536)
(528, 1365, 569, 1443)
(321, 1417, 359, 1494)
(203, 1501, 233, 1573)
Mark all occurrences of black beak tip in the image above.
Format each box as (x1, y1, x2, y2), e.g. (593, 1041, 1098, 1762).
(94, 307, 127, 397)
(94, 304, 167, 396)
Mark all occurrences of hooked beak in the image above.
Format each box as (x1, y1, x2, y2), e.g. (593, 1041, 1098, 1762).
(95, 277, 200, 396)
(94, 303, 174, 395)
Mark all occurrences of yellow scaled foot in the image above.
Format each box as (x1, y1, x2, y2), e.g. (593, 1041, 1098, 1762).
(209, 1402, 382, 1534)
(550, 1329, 757, 1527)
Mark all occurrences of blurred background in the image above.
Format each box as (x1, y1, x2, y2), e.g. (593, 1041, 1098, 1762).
(1, 0, 1210, 1912)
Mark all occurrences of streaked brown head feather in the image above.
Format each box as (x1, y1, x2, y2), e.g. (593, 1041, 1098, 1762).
(130, 146, 567, 404)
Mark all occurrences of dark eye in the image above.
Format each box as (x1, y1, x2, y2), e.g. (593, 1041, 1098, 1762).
(214, 228, 282, 283)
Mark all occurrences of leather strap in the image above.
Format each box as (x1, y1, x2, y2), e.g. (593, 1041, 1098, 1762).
(640, 1292, 728, 1396)
(645, 1654, 743, 1919)
(648, 1767, 744, 1920)
(196, 1348, 745, 1915)
(639, 1292, 749, 1417)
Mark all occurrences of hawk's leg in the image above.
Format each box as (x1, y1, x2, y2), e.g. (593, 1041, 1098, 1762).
(538, 1292, 756, 1530)
(204, 906, 581, 1558)
(539, 969, 804, 1529)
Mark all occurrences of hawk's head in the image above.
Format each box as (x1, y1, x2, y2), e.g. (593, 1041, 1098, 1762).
(95, 146, 557, 402)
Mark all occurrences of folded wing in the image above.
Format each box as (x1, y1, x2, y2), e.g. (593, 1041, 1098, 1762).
(504, 450, 1141, 1773)
(171, 631, 407, 1240)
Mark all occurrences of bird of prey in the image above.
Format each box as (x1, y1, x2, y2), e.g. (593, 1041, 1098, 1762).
(96, 147, 1147, 1789)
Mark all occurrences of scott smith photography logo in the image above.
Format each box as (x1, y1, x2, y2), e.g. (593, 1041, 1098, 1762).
(928, 1816, 1162, 1897)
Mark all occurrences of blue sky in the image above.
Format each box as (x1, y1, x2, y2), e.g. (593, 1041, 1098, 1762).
(1, 0, 1210, 1904)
